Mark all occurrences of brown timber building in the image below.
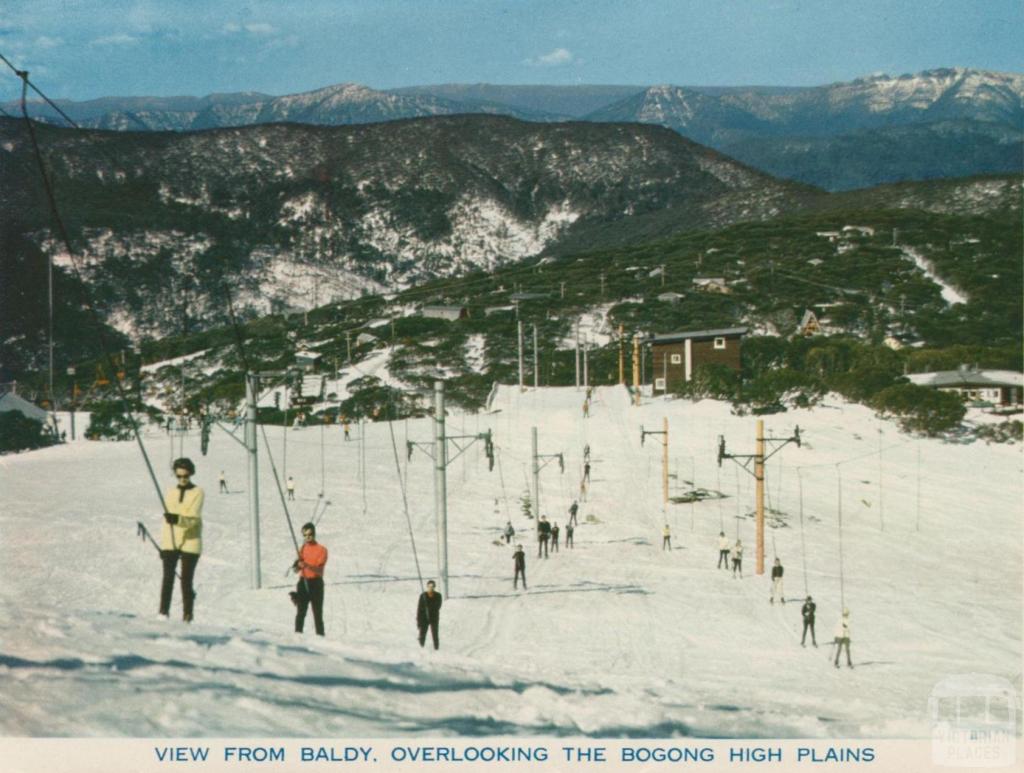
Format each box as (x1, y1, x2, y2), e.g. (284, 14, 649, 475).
(650, 327, 747, 393)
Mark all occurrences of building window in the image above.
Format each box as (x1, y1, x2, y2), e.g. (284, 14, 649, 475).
(670, 354, 682, 365)
(655, 377, 666, 391)
(714, 337, 727, 350)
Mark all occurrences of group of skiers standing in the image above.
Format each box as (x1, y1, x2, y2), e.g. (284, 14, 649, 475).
(156, 457, 851, 666)
(715, 531, 853, 668)
(503, 497, 582, 591)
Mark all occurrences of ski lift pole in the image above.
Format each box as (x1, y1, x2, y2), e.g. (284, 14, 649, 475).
(640, 419, 669, 506)
(718, 423, 801, 575)
(245, 373, 261, 589)
(434, 381, 449, 597)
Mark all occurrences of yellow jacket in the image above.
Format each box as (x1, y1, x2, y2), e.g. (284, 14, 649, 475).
(161, 484, 204, 554)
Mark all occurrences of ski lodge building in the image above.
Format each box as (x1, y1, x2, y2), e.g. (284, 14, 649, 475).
(649, 327, 747, 393)
(906, 367, 1023, 409)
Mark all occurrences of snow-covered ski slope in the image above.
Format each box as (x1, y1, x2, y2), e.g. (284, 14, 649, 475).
(0, 386, 1020, 738)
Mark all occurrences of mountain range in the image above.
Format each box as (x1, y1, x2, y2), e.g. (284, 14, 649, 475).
(0, 114, 817, 344)
(7, 68, 1021, 191)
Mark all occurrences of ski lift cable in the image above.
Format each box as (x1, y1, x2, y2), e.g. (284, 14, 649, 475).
(495, 447, 513, 524)
(8, 67, 169, 521)
(836, 464, 846, 609)
(733, 463, 742, 539)
(387, 412, 425, 592)
(256, 422, 301, 553)
(797, 467, 810, 598)
(716, 462, 724, 531)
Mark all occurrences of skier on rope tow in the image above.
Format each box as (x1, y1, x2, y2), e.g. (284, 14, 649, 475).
(290, 522, 328, 636)
(770, 557, 785, 604)
(801, 596, 817, 647)
(717, 531, 731, 570)
(833, 608, 853, 669)
(159, 458, 203, 622)
(513, 544, 527, 590)
(416, 580, 443, 650)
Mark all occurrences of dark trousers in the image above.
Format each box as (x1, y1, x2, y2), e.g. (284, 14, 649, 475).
(834, 637, 852, 667)
(505, 534, 512, 544)
(732, 557, 742, 576)
(538, 536, 548, 558)
(566, 534, 573, 548)
(663, 537, 671, 550)
(718, 549, 730, 568)
(551, 537, 559, 553)
(295, 577, 325, 635)
(418, 621, 439, 650)
(219, 481, 228, 493)
(160, 550, 199, 619)
(802, 620, 817, 646)
(514, 567, 527, 589)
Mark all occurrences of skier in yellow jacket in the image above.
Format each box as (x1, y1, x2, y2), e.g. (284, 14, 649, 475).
(159, 457, 204, 622)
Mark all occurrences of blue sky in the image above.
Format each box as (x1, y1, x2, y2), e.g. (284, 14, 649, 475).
(0, 0, 1021, 102)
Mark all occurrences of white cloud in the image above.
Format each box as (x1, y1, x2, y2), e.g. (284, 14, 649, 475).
(90, 34, 139, 47)
(35, 36, 63, 49)
(222, 22, 242, 34)
(244, 22, 277, 35)
(526, 47, 574, 67)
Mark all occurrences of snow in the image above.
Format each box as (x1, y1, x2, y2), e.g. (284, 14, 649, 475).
(140, 349, 211, 374)
(1, 386, 1020, 743)
(562, 304, 616, 348)
(900, 247, 969, 305)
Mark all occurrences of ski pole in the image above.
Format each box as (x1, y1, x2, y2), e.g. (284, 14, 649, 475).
(138, 521, 195, 600)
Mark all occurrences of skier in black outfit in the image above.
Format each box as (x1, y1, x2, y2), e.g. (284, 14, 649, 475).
(568, 500, 579, 527)
(537, 516, 551, 558)
(565, 523, 574, 549)
(416, 580, 443, 650)
(801, 596, 817, 647)
(551, 523, 560, 553)
(503, 521, 515, 544)
(583, 462, 591, 483)
(770, 557, 785, 604)
(513, 544, 527, 589)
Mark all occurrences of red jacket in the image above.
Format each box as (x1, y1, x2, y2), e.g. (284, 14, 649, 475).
(298, 542, 328, 579)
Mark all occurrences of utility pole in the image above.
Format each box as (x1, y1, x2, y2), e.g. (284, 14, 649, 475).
(574, 321, 580, 390)
(632, 334, 641, 406)
(533, 323, 539, 390)
(517, 320, 525, 392)
(531, 426, 564, 520)
(755, 421, 765, 575)
(406, 381, 494, 598)
(434, 382, 448, 596)
(583, 338, 589, 388)
(67, 366, 76, 440)
(641, 419, 670, 506)
(245, 374, 262, 589)
(531, 427, 539, 521)
(345, 332, 352, 364)
(718, 423, 801, 575)
(618, 324, 625, 385)
(48, 247, 54, 412)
